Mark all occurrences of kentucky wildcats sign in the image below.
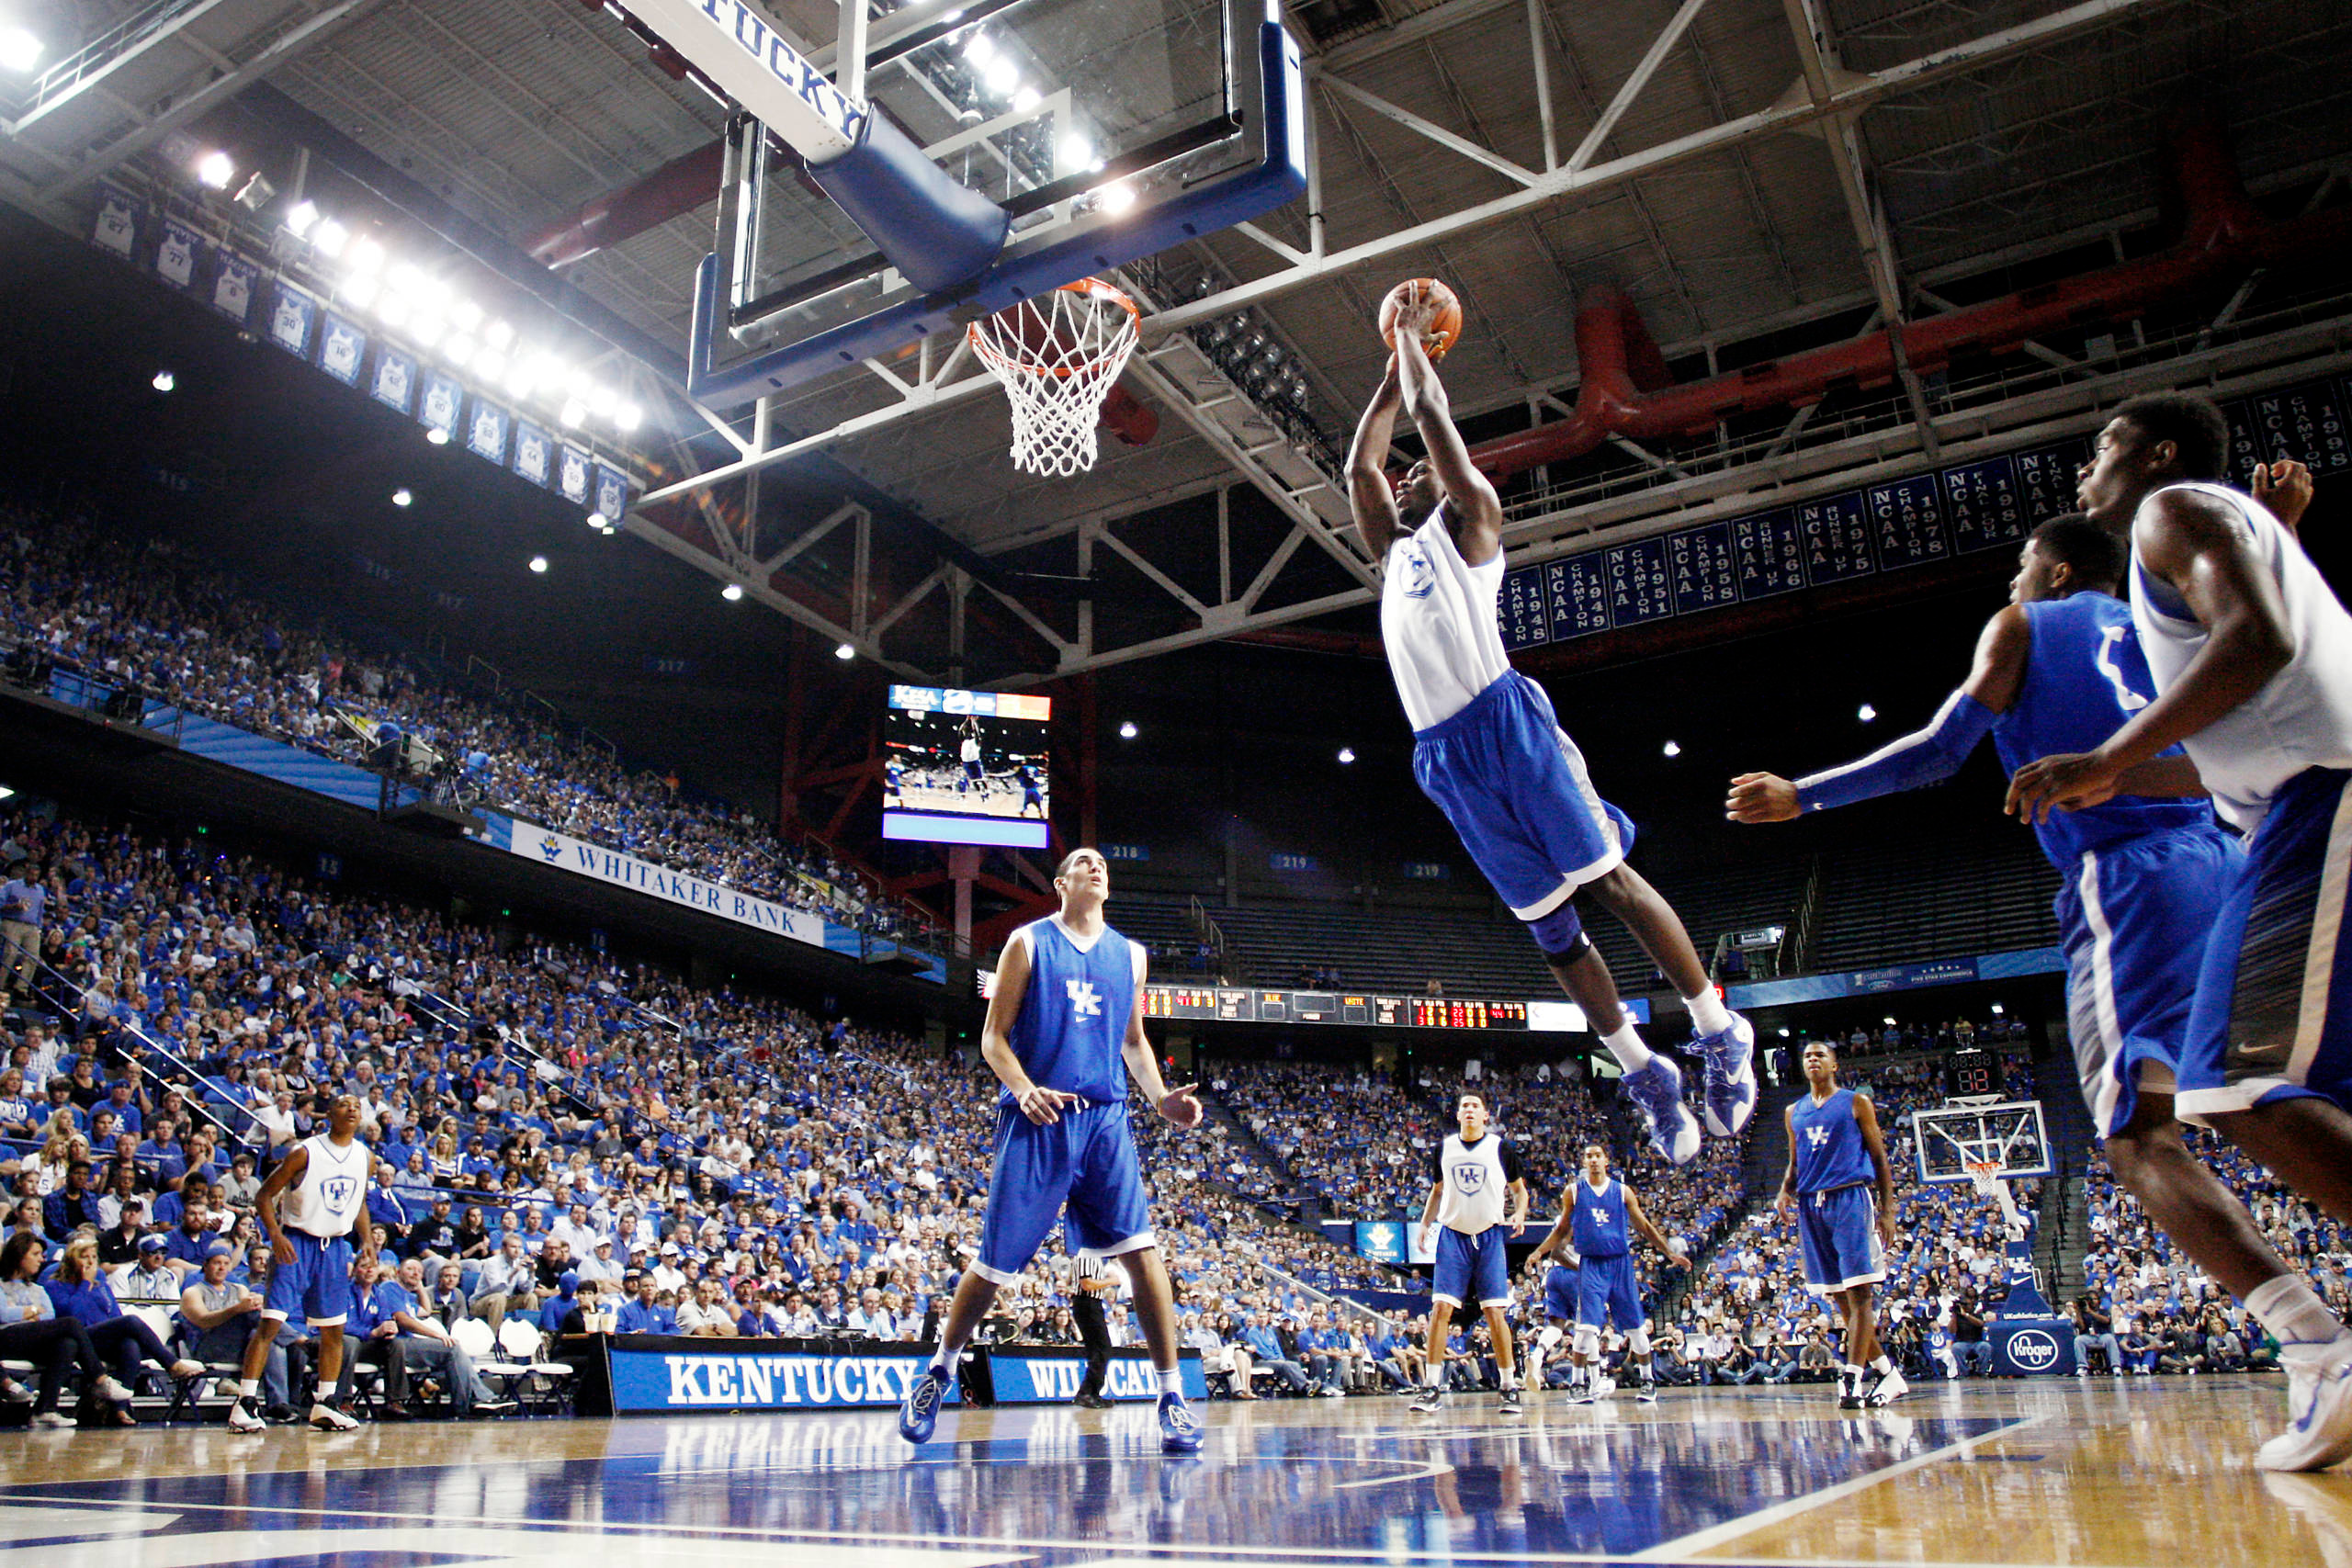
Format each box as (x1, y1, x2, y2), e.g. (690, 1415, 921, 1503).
(611, 1348, 949, 1412)
(987, 1350, 1206, 1404)
(616, 0, 866, 161)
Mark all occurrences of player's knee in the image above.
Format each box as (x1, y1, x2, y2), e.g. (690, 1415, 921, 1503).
(1573, 1326, 1600, 1359)
(1628, 1325, 1651, 1358)
(1529, 902, 1589, 959)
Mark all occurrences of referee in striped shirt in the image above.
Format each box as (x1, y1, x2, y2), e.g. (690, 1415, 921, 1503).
(1066, 1244, 1115, 1407)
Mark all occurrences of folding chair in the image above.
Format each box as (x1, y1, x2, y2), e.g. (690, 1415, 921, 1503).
(498, 1318, 577, 1416)
(453, 1317, 528, 1407)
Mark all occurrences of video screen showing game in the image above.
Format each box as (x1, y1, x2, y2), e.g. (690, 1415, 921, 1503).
(882, 685, 1052, 850)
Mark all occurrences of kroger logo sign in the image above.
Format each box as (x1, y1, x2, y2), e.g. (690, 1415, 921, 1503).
(2007, 1328, 2062, 1372)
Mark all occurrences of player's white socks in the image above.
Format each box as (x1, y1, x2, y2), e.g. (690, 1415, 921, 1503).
(238, 1379, 259, 1400)
(2246, 1274, 2351, 1347)
(1158, 1368, 1184, 1396)
(1601, 1023, 1653, 1074)
(1499, 1370, 1520, 1392)
(1869, 1356, 1893, 1377)
(1686, 989, 1733, 1037)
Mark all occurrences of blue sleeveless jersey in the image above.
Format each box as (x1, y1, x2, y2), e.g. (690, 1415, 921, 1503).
(1791, 1089, 1875, 1193)
(1991, 593, 2213, 864)
(1571, 1176, 1629, 1258)
(1009, 917, 1136, 1105)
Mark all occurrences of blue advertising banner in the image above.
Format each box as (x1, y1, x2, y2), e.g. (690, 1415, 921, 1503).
(986, 1349, 1205, 1404)
(1354, 1219, 1406, 1264)
(1724, 945, 2064, 1009)
(606, 1345, 952, 1413)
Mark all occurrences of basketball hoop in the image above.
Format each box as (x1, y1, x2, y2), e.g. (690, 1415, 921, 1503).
(1965, 1158, 2004, 1195)
(968, 277, 1141, 477)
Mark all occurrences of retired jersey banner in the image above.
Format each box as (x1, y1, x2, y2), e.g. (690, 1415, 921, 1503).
(316, 311, 368, 387)
(155, 219, 205, 290)
(468, 400, 510, 463)
(558, 444, 594, 506)
(594, 464, 631, 523)
(93, 186, 140, 257)
(211, 254, 259, 323)
(417, 371, 463, 441)
(371, 347, 418, 414)
(512, 420, 553, 488)
(268, 285, 317, 357)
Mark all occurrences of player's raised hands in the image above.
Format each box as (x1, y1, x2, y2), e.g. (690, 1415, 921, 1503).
(1014, 1085, 1080, 1125)
(2253, 458, 2314, 534)
(1726, 773, 1799, 823)
(1156, 1083, 1204, 1129)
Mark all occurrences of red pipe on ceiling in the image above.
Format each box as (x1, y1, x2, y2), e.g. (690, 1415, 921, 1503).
(1463, 123, 2341, 481)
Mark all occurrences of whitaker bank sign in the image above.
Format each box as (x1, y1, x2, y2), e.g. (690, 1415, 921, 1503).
(497, 822, 830, 948)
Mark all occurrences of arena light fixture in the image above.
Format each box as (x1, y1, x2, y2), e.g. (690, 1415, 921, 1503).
(1857, 703, 1877, 723)
(474, 349, 507, 384)
(232, 172, 275, 212)
(1118, 720, 1137, 739)
(614, 402, 643, 433)
(960, 31, 994, 64)
(1778, 1027, 1791, 1037)
(1882, 1015, 1896, 1026)
(982, 55, 1019, 96)
(586, 512, 607, 529)
(391, 489, 413, 508)
(503, 360, 537, 400)
(588, 384, 618, 416)
(0, 27, 42, 72)
(409, 316, 445, 351)
(151, 370, 175, 392)
(345, 236, 386, 274)
(1099, 181, 1137, 215)
(1991, 1002, 2005, 1015)
(284, 200, 321, 237)
(426, 427, 450, 446)
(449, 299, 483, 333)
(721, 582, 744, 602)
(1012, 85, 1040, 114)
(1336, 747, 1355, 764)
(340, 273, 379, 310)
(376, 292, 410, 328)
(443, 334, 476, 368)
(834, 642, 856, 660)
(560, 400, 587, 428)
(528, 556, 548, 574)
(311, 219, 349, 257)
(1662, 739, 1681, 757)
(195, 152, 235, 190)
(484, 319, 515, 352)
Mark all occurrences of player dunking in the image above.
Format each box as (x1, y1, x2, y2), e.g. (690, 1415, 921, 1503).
(1348, 289, 1755, 1166)
(1780, 1042, 1902, 1410)
(1522, 1143, 1688, 1404)
(229, 1093, 372, 1431)
(957, 716, 984, 796)
(2011, 392, 2352, 1470)
(896, 847, 1205, 1454)
(1410, 1090, 1529, 1414)
(1726, 498, 2342, 1458)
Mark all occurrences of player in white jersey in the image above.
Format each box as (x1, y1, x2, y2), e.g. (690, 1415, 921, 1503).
(229, 1093, 374, 1432)
(1347, 295, 1755, 1167)
(1410, 1091, 1529, 1414)
(2012, 391, 2352, 1470)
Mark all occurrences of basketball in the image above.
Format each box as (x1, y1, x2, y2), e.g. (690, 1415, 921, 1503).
(1377, 277, 1464, 362)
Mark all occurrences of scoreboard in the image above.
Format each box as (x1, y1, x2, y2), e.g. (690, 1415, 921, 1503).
(1140, 987, 1532, 1031)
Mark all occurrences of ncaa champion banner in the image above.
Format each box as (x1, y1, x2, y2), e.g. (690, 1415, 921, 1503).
(496, 820, 829, 948)
(607, 1347, 953, 1412)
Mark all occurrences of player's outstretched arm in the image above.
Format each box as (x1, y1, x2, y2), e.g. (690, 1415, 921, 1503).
(1727, 606, 2025, 823)
(1395, 328, 1502, 566)
(2007, 489, 2292, 821)
(1347, 357, 1406, 560)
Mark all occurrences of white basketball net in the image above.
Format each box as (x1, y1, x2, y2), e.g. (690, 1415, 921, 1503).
(968, 278, 1140, 477)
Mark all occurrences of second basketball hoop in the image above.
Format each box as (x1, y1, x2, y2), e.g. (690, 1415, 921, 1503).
(968, 278, 1142, 477)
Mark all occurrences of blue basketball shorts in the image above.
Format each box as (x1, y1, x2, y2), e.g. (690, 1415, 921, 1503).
(265, 1231, 356, 1326)
(1576, 1251, 1645, 1331)
(2179, 768, 2352, 1119)
(1796, 1183, 1884, 1295)
(975, 1099, 1153, 1285)
(1431, 1224, 1511, 1308)
(1412, 671, 1635, 920)
(1543, 1262, 1578, 1322)
(2055, 822, 2244, 1136)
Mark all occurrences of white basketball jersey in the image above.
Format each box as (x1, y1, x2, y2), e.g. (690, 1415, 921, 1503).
(1380, 512, 1509, 733)
(1435, 1132, 1511, 1235)
(280, 1133, 369, 1239)
(2131, 481, 2352, 832)
(961, 738, 981, 762)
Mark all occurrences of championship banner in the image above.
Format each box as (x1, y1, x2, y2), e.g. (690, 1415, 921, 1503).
(503, 822, 829, 948)
(558, 444, 594, 506)
(211, 254, 259, 324)
(606, 1344, 953, 1413)
(316, 311, 368, 387)
(594, 463, 631, 523)
(93, 186, 139, 257)
(371, 346, 418, 414)
(468, 400, 510, 464)
(155, 219, 205, 290)
(417, 371, 463, 442)
(268, 284, 317, 357)
(512, 420, 554, 488)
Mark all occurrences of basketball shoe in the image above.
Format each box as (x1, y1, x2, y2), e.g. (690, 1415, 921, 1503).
(1159, 1393, 1204, 1453)
(1692, 1012, 1758, 1136)
(898, 1366, 947, 1445)
(2257, 1337, 2352, 1472)
(1622, 1057, 1701, 1166)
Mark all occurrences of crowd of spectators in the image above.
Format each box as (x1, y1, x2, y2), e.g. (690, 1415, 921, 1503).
(0, 502, 933, 947)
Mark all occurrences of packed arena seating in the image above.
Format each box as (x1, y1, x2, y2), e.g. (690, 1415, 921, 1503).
(0, 501, 930, 945)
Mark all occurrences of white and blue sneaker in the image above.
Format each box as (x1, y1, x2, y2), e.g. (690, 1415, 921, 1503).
(2258, 1338, 2352, 1472)
(1693, 1012, 1758, 1137)
(898, 1366, 947, 1445)
(1622, 1056, 1701, 1165)
(1158, 1393, 1204, 1454)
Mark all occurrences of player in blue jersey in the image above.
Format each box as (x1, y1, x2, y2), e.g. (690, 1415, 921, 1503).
(1014, 762, 1045, 819)
(2014, 392, 2352, 1469)
(896, 847, 1206, 1454)
(1351, 295, 1756, 1168)
(1779, 1042, 1900, 1409)
(1522, 1143, 1688, 1404)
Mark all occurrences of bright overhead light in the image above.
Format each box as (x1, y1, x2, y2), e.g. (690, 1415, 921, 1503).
(376, 293, 410, 327)
(1883, 1016, 1896, 1027)
(960, 31, 994, 65)
(1857, 703, 1877, 723)
(1777, 1027, 1791, 1037)
(1011, 85, 1040, 114)
(284, 200, 320, 237)
(721, 583, 744, 602)
(409, 317, 445, 351)
(587, 383, 618, 415)
(450, 299, 483, 333)
(1662, 739, 1681, 757)
(614, 402, 642, 433)
(0, 27, 44, 73)
(387, 263, 425, 297)
(474, 350, 507, 383)
(1337, 747, 1355, 764)
(586, 512, 607, 529)
(834, 642, 856, 660)
(311, 219, 349, 257)
(982, 56, 1019, 96)
(346, 236, 385, 274)
(195, 151, 235, 190)
(391, 489, 413, 508)
(1059, 134, 1095, 170)
(560, 400, 587, 428)
(1100, 181, 1136, 215)
(528, 556, 548, 574)
(1991, 1002, 2006, 1015)
(503, 360, 537, 399)
(484, 319, 514, 351)
(1118, 720, 1137, 739)
(443, 337, 476, 371)
(341, 273, 379, 309)
(232, 172, 276, 211)
(426, 427, 450, 446)
(151, 370, 175, 392)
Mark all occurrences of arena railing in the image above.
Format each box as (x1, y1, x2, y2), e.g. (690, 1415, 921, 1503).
(22, 954, 262, 1154)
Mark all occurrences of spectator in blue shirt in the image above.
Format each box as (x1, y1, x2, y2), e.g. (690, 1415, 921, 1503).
(616, 1272, 676, 1336)
(1238, 1313, 1309, 1393)
(0, 861, 47, 998)
(41, 1160, 103, 1241)
(45, 1235, 201, 1414)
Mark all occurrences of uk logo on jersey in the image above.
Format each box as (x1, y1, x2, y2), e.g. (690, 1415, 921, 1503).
(1067, 979, 1102, 1018)
(1452, 1161, 1486, 1193)
(1400, 547, 1436, 600)
(1806, 1125, 1830, 1148)
(321, 1175, 358, 1210)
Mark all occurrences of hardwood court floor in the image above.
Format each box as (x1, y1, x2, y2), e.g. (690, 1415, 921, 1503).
(0, 1376, 2344, 1567)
